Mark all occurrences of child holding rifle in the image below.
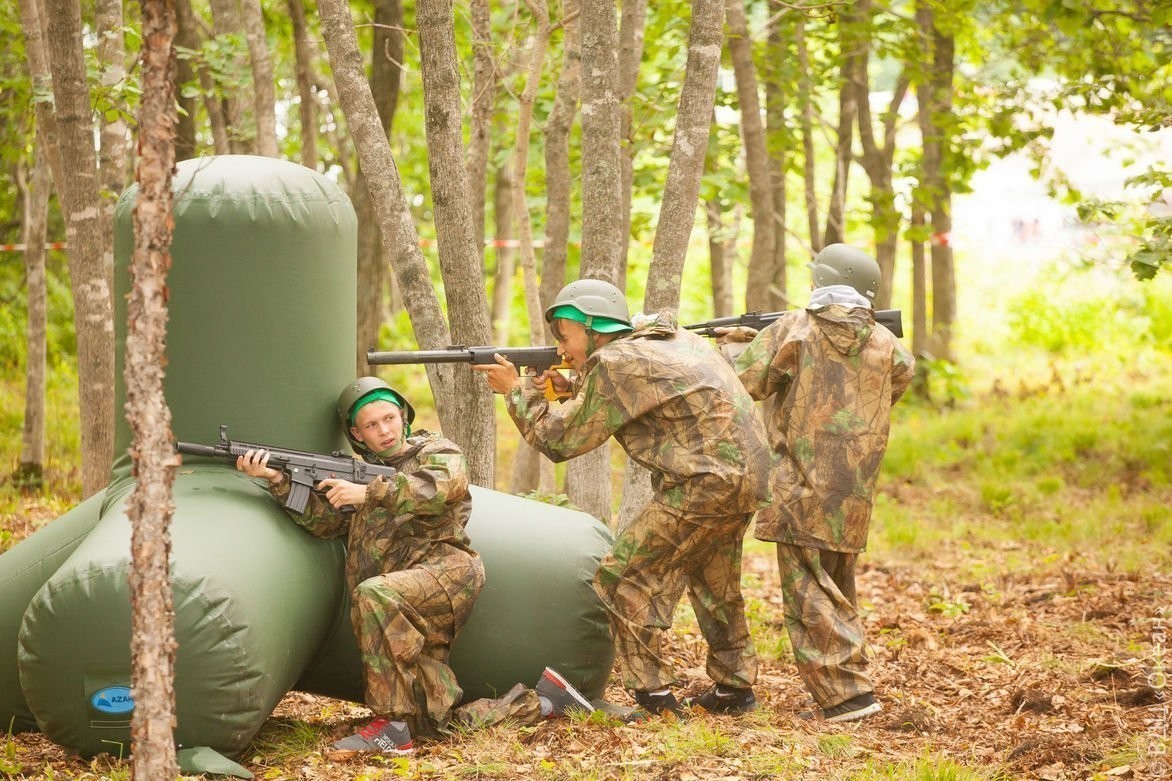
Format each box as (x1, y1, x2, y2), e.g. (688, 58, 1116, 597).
(236, 377, 594, 755)
(718, 244, 915, 722)
(473, 279, 772, 719)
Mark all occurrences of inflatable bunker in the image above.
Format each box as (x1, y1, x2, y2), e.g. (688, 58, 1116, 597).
(0, 156, 614, 761)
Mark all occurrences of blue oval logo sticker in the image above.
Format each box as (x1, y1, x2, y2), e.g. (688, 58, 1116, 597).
(91, 686, 135, 714)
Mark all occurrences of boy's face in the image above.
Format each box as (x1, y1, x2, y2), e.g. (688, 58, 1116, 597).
(552, 319, 590, 369)
(350, 400, 405, 454)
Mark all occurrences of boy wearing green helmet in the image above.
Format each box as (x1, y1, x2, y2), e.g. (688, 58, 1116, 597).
(474, 279, 772, 719)
(237, 377, 591, 754)
(718, 244, 915, 723)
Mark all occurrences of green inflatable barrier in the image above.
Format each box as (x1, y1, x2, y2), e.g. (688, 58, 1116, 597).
(2, 155, 615, 763)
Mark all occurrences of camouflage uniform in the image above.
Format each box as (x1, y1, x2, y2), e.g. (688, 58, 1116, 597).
(505, 313, 772, 694)
(731, 290, 914, 710)
(270, 430, 540, 736)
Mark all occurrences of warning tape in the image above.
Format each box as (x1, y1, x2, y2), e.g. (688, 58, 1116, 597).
(0, 242, 68, 252)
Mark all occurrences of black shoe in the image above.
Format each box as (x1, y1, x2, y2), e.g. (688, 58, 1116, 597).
(629, 689, 686, 719)
(822, 692, 882, 722)
(684, 684, 757, 715)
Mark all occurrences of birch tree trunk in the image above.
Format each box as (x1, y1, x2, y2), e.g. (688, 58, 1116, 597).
(620, 0, 723, 531)
(240, 0, 278, 156)
(127, 1, 178, 777)
(538, 0, 580, 338)
(15, 146, 52, 488)
(44, 0, 117, 497)
(416, 0, 497, 485)
(317, 0, 462, 441)
(727, 0, 778, 312)
(568, 0, 623, 524)
(287, 0, 319, 169)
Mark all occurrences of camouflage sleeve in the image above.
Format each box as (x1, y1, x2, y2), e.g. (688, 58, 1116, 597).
(504, 363, 625, 463)
(365, 440, 469, 516)
(268, 477, 349, 539)
(890, 340, 916, 403)
(733, 320, 795, 401)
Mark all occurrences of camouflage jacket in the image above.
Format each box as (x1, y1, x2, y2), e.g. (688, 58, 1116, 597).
(505, 312, 772, 515)
(733, 292, 915, 551)
(270, 430, 478, 590)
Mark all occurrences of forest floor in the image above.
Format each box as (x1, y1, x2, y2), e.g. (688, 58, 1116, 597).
(4, 511, 1167, 780)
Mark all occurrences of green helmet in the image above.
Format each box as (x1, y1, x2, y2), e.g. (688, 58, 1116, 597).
(336, 376, 415, 452)
(809, 244, 881, 301)
(544, 279, 632, 333)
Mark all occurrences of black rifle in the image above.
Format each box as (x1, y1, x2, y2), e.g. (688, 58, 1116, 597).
(685, 308, 904, 338)
(366, 345, 569, 400)
(174, 425, 395, 514)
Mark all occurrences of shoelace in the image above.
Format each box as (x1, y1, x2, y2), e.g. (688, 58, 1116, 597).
(358, 718, 391, 739)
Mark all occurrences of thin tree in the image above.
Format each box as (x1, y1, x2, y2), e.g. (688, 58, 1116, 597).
(43, 0, 118, 497)
(727, 0, 779, 312)
(286, 0, 319, 169)
(208, 0, 254, 153)
(416, 0, 497, 485)
(240, 0, 278, 156)
(14, 140, 52, 489)
(466, 0, 495, 253)
(126, 0, 179, 776)
(796, 17, 820, 251)
(316, 0, 470, 472)
(567, 0, 623, 523)
(822, 2, 864, 248)
(763, 3, 790, 308)
(175, 0, 231, 155)
(615, 0, 647, 287)
(620, 0, 725, 529)
(96, 0, 131, 206)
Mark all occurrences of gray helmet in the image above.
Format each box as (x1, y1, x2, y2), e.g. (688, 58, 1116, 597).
(544, 279, 632, 332)
(336, 376, 415, 452)
(809, 244, 880, 301)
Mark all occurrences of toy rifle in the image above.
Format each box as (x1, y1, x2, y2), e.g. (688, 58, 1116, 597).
(174, 425, 395, 513)
(366, 345, 571, 400)
(685, 308, 903, 338)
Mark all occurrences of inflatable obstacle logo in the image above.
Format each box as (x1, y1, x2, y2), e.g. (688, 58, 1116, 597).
(91, 686, 135, 715)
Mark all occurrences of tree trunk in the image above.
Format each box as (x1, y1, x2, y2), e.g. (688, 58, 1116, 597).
(916, 1, 955, 362)
(615, 0, 647, 287)
(539, 0, 580, 340)
(705, 196, 737, 317)
(15, 145, 52, 489)
(622, 0, 723, 533)
(208, 0, 255, 153)
(173, 0, 200, 159)
(18, 0, 64, 233)
(910, 201, 927, 358)
(286, 0, 319, 169)
(764, 4, 789, 309)
(240, 0, 278, 156)
(176, 0, 230, 154)
(727, 0, 777, 312)
(317, 0, 461, 444)
(415, 0, 498, 485)
(127, 1, 178, 777)
(44, 0, 118, 497)
(466, 0, 494, 251)
(644, 0, 723, 309)
(823, 2, 864, 248)
(569, 0, 623, 524)
(508, 0, 556, 495)
(853, 0, 910, 309)
(96, 0, 131, 204)
(491, 165, 517, 345)
(796, 18, 820, 252)
(355, 0, 402, 371)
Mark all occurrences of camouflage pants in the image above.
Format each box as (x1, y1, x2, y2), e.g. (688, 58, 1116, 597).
(594, 500, 758, 693)
(776, 543, 872, 710)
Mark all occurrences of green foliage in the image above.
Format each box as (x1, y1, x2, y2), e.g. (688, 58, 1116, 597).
(0, 252, 77, 372)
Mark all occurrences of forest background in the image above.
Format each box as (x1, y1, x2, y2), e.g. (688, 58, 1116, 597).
(0, 0, 1170, 778)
